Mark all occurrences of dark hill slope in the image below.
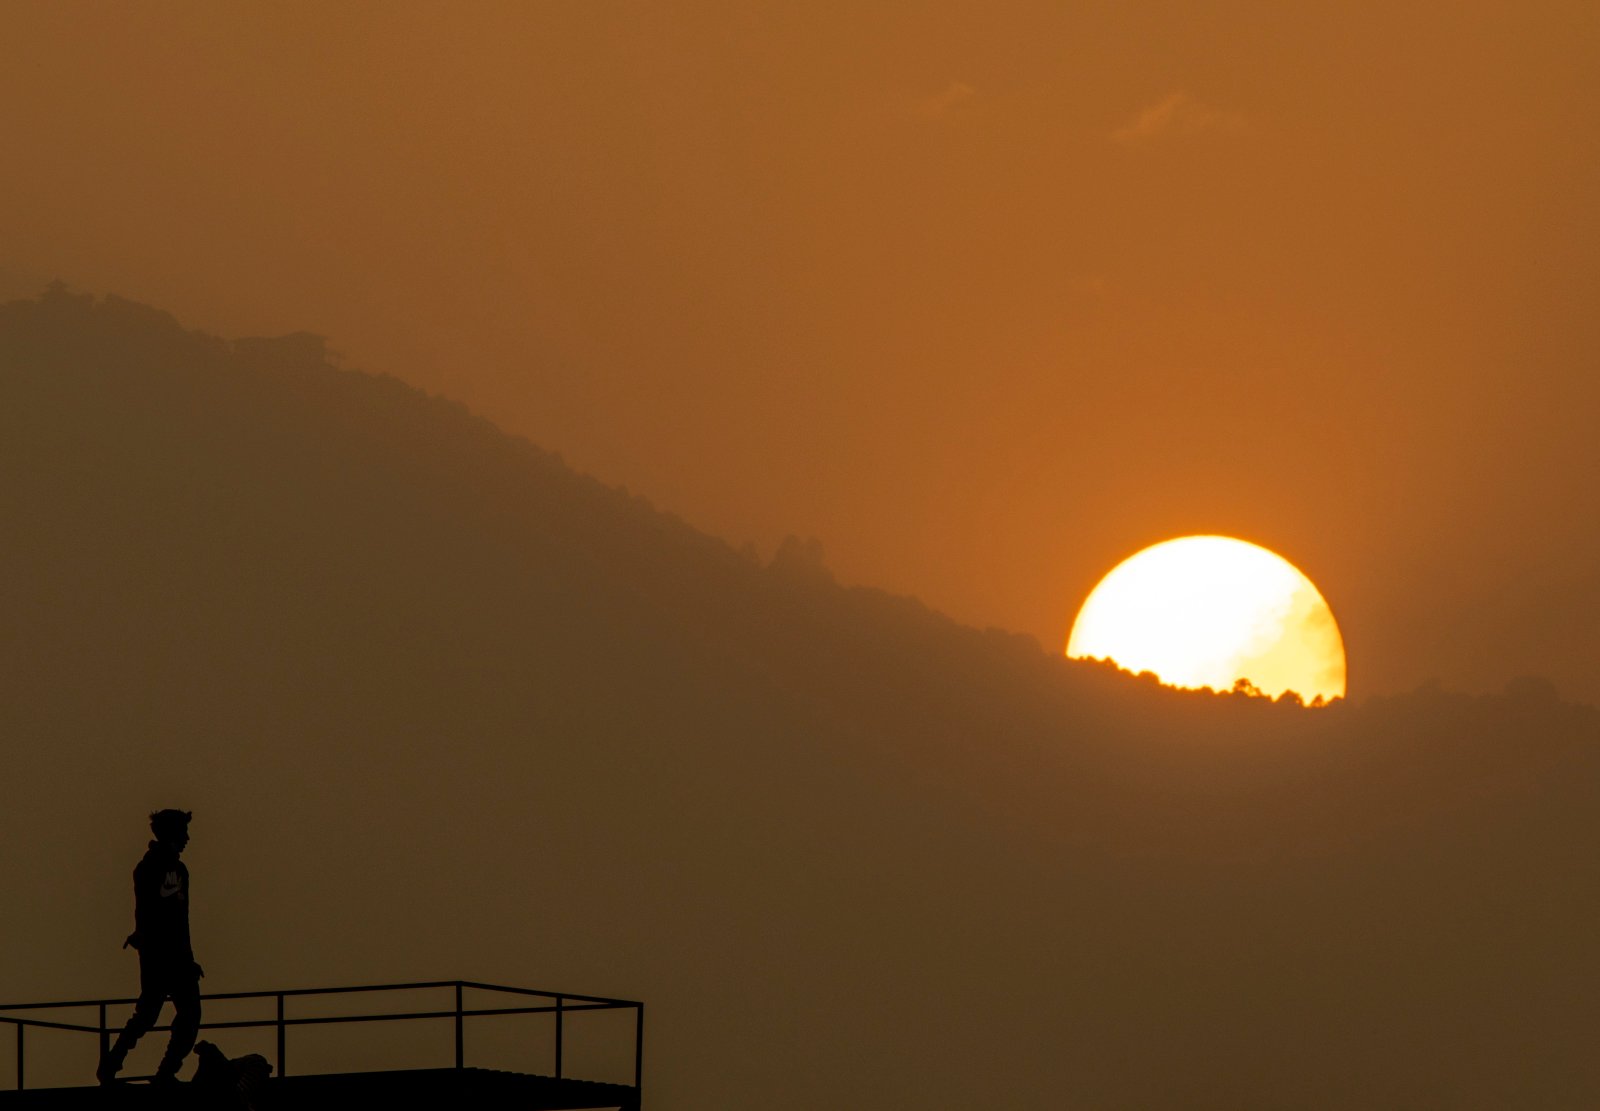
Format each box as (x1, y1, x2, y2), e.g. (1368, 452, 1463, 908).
(2, 288, 1598, 1109)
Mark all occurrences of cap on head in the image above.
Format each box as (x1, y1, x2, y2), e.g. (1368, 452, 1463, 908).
(149, 809, 192, 840)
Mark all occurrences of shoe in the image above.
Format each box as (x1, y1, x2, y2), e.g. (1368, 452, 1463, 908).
(96, 1051, 124, 1086)
(149, 1071, 181, 1088)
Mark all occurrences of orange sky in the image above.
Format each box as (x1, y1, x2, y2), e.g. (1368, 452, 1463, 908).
(4, 0, 1596, 701)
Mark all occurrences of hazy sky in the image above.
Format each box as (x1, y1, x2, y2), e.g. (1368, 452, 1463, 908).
(5, 0, 1597, 701)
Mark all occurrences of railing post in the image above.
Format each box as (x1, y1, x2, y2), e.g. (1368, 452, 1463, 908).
(99, 1003, 109, 1065)
(634, 1002, 644, 1091)
(276, 994, 286, 1077)
(16, 1022, 23, 1091)
(554, 996, 563, 1079)
(453, 983, 464, 1069)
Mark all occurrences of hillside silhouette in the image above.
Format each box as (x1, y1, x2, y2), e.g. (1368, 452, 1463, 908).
(2, 287, 1599, 1108)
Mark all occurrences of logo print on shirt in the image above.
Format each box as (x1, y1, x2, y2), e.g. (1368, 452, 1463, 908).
(160, 871, 182, 898)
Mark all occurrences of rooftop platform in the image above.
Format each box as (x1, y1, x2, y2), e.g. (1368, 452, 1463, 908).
(0, 1067, 638, 1109)
(0, 980, 642, 1110)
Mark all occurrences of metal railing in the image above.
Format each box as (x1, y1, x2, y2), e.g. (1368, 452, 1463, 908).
(0, 980, 642, 1094)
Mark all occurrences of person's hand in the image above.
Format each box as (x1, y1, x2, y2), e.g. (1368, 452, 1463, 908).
(193, 961, 205, 979)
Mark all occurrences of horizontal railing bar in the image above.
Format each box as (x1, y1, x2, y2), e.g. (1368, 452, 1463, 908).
(201, 1011, 463, 1031)
(194, 980, 468, 1003)
(0, 1016, 101, 1033)
(234, 1002, 625, 1029)
(0, 980, 466, 1012)
(105, 1001, 630, 1037)
(455, 982, 560, 1001)
(447, 1002, 625, 1019)
(0, 1001, 632, 1037)
(0, 979, 642, 1015)
(460, 981, 642, 1007)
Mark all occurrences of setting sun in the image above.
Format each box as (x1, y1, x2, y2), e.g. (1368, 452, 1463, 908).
(1067, 536, 1346, 703)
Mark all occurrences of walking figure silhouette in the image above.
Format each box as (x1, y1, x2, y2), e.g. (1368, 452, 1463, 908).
(97, 809, 204, 1086)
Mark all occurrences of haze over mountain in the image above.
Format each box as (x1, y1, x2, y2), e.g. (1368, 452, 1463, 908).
(3, 288, 1598, 1108)
(6, 2, 1598, 707)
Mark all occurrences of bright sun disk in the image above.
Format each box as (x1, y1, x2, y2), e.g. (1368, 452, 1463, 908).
(1066, 535, 1346, 704)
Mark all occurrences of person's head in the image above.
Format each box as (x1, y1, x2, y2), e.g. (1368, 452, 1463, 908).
(149, 809, 192, 852)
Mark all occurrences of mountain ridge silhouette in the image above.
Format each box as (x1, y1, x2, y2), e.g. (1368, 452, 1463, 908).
(3, 285, 1598, 1108)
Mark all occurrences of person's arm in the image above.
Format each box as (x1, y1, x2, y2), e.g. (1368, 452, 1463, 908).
(126, 857, 164, 951)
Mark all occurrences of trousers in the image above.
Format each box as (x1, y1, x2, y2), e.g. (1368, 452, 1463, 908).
(109, 950, 202, 1077)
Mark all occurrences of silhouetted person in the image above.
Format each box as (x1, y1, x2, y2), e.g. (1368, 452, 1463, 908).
(98, 809, 204, 1085)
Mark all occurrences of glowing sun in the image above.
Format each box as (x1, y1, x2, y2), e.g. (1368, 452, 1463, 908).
(1066, 536, 1346, 704)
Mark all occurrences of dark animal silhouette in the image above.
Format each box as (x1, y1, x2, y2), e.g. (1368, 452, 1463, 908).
(192, 1041, 273, 1110)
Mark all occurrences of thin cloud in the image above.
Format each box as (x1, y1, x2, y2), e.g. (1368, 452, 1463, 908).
(1112, 92, 1245, 146)
(908, 80, 977, 121)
